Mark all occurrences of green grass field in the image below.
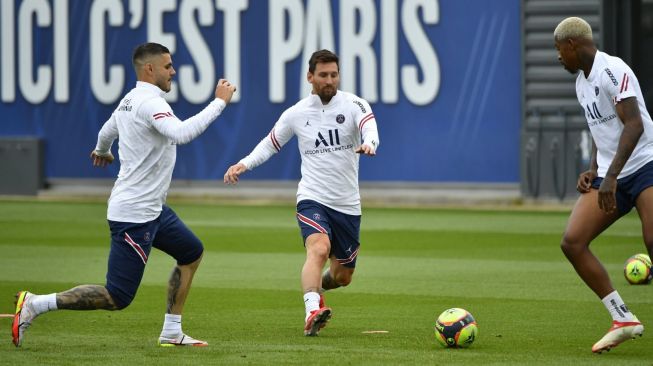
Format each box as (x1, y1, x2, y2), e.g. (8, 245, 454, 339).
(0, 199, 651, 365)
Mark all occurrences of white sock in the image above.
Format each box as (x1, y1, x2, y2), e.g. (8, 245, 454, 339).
(30, 293, 58, 315)
(304, 292, 320, 321)
(601, 291, 635, 322)
(161, 314, 182, 338)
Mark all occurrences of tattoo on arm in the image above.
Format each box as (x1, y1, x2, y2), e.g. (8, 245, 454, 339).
(56, 285, 117, 310)
(167, 267, 182, 313)
(321, 270, 341, 291)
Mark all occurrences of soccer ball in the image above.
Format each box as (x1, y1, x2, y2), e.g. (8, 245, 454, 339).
(434, 308, 478, 348)
(623, 254, 652, 285)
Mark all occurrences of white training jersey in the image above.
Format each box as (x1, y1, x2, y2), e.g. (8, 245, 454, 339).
(95, 81, 226, 223)
(576, 50, 653, 178)
(239, 90, 380, 215)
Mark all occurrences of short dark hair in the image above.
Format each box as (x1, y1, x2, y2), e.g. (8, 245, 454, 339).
(308, 49, 339, 73)
(132, 42, 170, 68)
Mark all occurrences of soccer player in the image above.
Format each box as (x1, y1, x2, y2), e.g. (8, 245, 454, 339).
(223, 49, 379, 336)
(555, 17, 651, 353)
(12, 42, 236, 347)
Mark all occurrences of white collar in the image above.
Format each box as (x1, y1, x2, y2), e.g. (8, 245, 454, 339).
(136, 81, 166, 96)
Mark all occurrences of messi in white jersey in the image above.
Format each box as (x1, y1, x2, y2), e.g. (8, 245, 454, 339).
(224, 50, 379, 336)
(555, 17, 650, 354)
(11, 43, 236, 348)
(239, 89, 378, 215)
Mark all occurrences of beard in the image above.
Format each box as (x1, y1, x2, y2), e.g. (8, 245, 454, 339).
(317, 86, 336, 101)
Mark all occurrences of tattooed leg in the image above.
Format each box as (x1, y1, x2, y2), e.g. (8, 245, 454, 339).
(166, 255, 202, 315)
(321, 269, 341, 291)
(322, 260, 355, 291)
(166, 267, 181, 314)
(56, 285, 118, 310)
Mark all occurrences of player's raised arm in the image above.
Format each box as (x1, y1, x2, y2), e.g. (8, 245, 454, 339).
(147, 79, 236, 145)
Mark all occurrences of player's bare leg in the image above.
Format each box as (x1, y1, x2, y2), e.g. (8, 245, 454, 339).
(322, 259, 355, 291)
(12, 285, 117, 346)
(57, 285, 118, 310)
(561, 189, 620, 298)
(166, 254, 202, 314)
(159, 254, 207, 347)
(636, 187, 653, 261)
(302, 233, 332, 336)
(562, 189, 642, 353)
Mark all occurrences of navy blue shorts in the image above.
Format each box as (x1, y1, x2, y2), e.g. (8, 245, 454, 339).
(296, 200, 361, 268)
(592, 160, 653, 215)
(105, 205, 203, 308)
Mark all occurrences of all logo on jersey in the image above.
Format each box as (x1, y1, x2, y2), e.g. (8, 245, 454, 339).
(305, 128, 353, 155)
(585, 102, 603, 120)
(315, 129, 340, 147)
(336, 114, 345, 124)
(585, 101, 617, 126)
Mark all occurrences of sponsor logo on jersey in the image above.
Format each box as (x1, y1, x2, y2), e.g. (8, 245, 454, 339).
(353, 100, 366, 113)
(315, 129, 341, 148)
(117, 98, 132, 112)
(336, 114, 345, 124)
(585, 102, 603, 119)
(605, 68, 619, 86)
(585, 101, 617, 126)
(306, 128, 353, 155)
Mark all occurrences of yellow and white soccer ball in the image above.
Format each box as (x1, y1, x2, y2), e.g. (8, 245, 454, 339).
(434, 308, 478, 348)
(624, 253, 652, 285)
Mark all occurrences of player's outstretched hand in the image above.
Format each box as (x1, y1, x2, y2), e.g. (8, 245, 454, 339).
(355, 144, 376, 156)
(576, 170, 596, 193)
(215, 79, 237, 104)
(90, 150, 114, 167)
(224, 163, 247, 185)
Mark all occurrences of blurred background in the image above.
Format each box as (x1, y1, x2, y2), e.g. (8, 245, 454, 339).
(0, 0, 652, 205)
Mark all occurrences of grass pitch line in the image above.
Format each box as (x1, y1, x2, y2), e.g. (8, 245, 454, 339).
(361, 330, 389, 334)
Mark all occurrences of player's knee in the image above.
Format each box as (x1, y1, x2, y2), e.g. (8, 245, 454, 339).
(307, 240, 330, 259)
(105, 286, 135, 310)
(560, 234, 584, 258)
(335, 273, 353, 287)
(182, 241, 204, 265)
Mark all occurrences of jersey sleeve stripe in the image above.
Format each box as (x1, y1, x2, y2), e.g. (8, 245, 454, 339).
(153, 112, 174, 120)
(624, 75, 630, 91)
(359, 113, 375, 131)
(124, 233, 148, 264)
(296, 213, 328, 234)
(269, 128, 281, 151)
(620, 73, 628, 93)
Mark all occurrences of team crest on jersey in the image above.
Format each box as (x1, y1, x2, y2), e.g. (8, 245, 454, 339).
(144, 232, 151, 242)
(313, 213, 321, 221)
(336, 114, 345, 124)
(595, 86, 599, 96)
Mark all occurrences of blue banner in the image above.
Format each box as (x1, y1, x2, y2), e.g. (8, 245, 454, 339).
(0, 0, 521, 183)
